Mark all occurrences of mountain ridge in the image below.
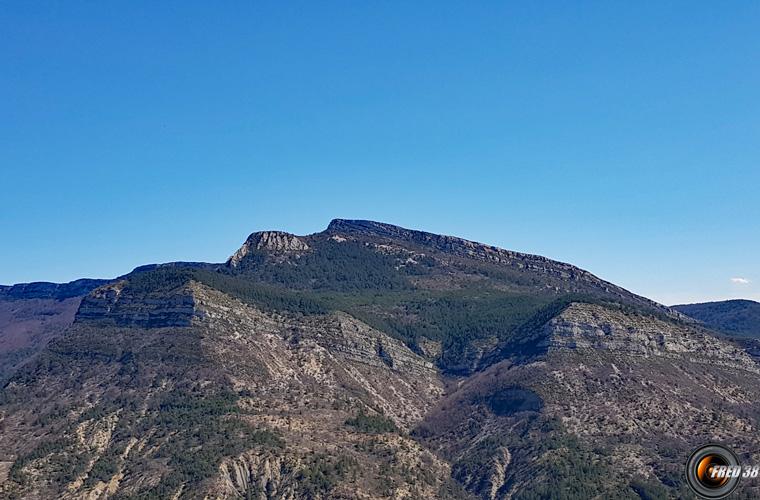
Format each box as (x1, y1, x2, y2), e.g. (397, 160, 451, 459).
(0, 220, 731, 324)
(0, 279, 109, 300)
(673, 299, 760, 338)
(2, 219, 760, 498)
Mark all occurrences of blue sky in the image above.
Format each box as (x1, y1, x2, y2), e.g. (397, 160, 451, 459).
(2, 2, 758, 305)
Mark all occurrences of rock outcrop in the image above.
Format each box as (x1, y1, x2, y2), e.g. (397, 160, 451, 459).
(417, 301, 760, 499)
(76, 281, 197, 328)
(0, 280, 451, 499)
(227, 231, 310, 267)
(544, 302, 759, 372)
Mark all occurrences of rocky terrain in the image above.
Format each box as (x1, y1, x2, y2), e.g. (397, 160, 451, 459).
(417, 302, 760, 499)
(1, 219, 758, 499)
(0, 280, 461, 499)
(0, 279, 107, 383)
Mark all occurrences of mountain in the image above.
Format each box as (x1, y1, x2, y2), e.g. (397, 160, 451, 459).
(673, 299, 760, 337)
(0, 279, 109, 382)
(0, 279, 110, 301)
(1, 219, 759, 499)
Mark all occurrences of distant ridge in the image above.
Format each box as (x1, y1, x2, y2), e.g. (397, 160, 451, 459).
(0, 278, 109, 300)
(3, 218, 760, 498)
(673, 299, 760, 337)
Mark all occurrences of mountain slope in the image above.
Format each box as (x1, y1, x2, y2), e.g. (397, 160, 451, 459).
(673, 299, 760, 337)
(416, 302, 760, 499)
(220, 219, 686, 375)
(0, 279, 108, 382)
(0, 279, 109, 301)
(1, 220, 758, 499)
(0, 280, 462, 499)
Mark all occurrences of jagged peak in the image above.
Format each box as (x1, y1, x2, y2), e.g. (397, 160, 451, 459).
(227, 230, 309, 267)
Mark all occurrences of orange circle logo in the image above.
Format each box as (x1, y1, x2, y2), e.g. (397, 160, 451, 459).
(686, 444, 741, 499)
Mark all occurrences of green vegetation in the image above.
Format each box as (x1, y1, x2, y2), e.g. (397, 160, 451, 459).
(345, 410, 398, 434)
(135, 388, 283, 495)
(232, 239, 412, 291)
(673, 299, 760, 337)
(0, 346, 41, 386)
(121, 265, 557, 373)
(123, 268, 193, 293)
(480, 388, 543, 416)
(295, 454, 358, 497)
(117, 236, 678, 376)
(629, 476, 670, 500)
(118, 264, 654, 376)
(3, 229, 735, 499)
(85, 453, 120, 487)
(10, 437, 90, 486)
(192, 269, 329, 315)
(514, 445, 633, 500)
(450, 416, 641, 500)
(317, 286, 558, 369)
(32, 403, 69, 427)
(8, 386, 283, 497)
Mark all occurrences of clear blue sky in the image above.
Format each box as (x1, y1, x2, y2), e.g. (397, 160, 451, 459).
(2, 2, 758, 305)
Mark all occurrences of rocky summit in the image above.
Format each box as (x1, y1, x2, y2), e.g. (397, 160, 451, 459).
(1, 219, 759, 499)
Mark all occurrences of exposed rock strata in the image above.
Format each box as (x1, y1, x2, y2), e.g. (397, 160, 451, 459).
(76, 281, 197, 328)
(227, 231, 310, 267)
(544, 302, 759, 372)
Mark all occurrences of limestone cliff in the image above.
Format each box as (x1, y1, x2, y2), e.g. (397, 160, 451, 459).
(227, 231, 310, 267)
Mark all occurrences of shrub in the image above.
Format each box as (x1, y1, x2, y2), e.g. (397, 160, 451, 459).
(345, 410, 398, 434)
